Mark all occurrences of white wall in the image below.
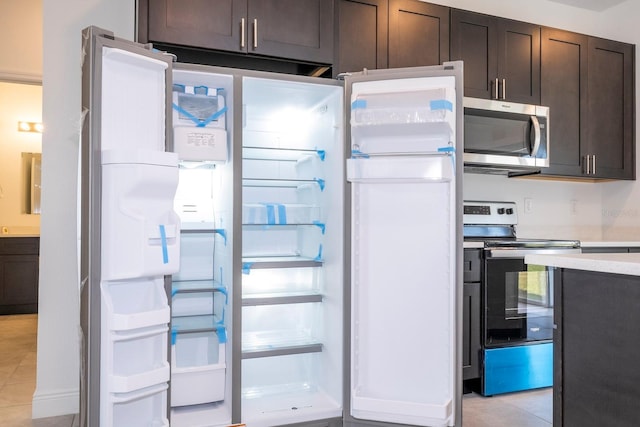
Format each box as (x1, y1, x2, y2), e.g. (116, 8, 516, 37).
(0, 0, 42, 83)
(428, 0, 640, 241)
(0, 82, 42, 234)
(35, 0, 134, 418)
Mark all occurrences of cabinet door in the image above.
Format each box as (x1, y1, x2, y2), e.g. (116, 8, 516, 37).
(450, 9, 497, 100)
(496, 19, 540, 104)
(540, 28, 588, 177)
(388, 0, 449, 68)
(336, 0, 388, 75)
(0, 255, 39, 314)
(587, 37, 635, 179)
(248, 0, 334, 63)
(147, 0, 247, 53)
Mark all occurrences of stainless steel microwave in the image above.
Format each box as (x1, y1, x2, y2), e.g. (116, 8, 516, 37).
(463, 97, 549, 174)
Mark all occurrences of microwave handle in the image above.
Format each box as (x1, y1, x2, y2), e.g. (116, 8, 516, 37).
(530, 115, 541, 157)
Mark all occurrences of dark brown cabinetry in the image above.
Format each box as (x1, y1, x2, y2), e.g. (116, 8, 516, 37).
(554, 268, 640, 426)
(462, 249, 481, 382)
(335, 0, 448, 75)
(541, 29, 634, 180)
(450, 9, 540, 104)
(140, 0, 334, 65)
(0, 237, 39, 314)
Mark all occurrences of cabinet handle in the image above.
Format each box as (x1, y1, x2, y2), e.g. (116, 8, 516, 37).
(253, 18, 258, 49)
(502, 78, 506, 100)
(585, 155, 591, 175)
(592, 155, 596, 175)
(241, 18, 245, 48)
(494, 78, 499, 99)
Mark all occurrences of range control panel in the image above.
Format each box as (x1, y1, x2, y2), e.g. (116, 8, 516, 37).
(463, 201, 518, 225)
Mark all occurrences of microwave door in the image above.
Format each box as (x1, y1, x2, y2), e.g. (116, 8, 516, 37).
(529, 115, 541, 157)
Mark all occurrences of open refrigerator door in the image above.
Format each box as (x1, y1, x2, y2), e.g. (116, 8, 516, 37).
(345, 63, 463, 427)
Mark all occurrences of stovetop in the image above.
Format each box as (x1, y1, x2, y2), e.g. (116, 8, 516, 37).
(463, 200, 581, 249)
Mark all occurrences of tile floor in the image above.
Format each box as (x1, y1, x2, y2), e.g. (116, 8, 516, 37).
(0, 314, 551, 427)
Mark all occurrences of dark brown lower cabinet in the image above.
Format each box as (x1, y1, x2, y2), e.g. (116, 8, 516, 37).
(0, 238, 39, 314)
(554, 268, 640, 426)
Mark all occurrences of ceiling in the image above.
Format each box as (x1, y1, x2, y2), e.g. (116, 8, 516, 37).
(548, 0, 629, 11)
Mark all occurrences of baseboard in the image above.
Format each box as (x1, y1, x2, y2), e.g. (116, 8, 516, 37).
(32, 388, 79, 419)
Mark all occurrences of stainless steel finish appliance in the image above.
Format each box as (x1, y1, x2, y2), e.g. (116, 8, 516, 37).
(463, 200, 580, 396)
(463, 97, 550, 175)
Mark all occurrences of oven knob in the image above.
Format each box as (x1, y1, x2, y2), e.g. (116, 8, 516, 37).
(506, 208, 514, 215)
(497, 208, 505, 214)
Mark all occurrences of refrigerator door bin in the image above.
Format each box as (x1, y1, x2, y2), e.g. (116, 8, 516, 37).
(101, 278, 169, 331)
(171, 332, 226, 406)
(347, 155, 454, 183)
(108, 325, 170, 393)
(351, 88, 453, 126)
(101, 149, 180, 281)
(172, 289, 227, 318)
(109, 383, 169, 427)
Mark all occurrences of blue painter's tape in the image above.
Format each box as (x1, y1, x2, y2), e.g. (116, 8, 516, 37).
(351, 99, 367, 110)
(171, 330, 178, 346)
(437, 146, 455, 153)
(216, 286, 229, 304)
(242, 262, 253, 274)
(314, 244, 323, 262)
(198, 106, 227, 127)
(313, 221, 326, 234)
(172, 84, 186, 93)
(277, 204, 287, 225)
(171, 287, 178, 297)
(159, 225, 169, 264)
(430, 99, 453, 112)
(316, 150, 326, 161)
(217, 326, 228, 344)
(213, 228, 227, 246)
(172, 103, 227, 127)
(351, 150, 369, 159)
(265, 204, 276, 225)
(193, 85, 208, 95)
(315, 178, 326, 191)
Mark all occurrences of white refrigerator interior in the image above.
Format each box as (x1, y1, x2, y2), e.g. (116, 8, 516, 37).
(240, 76, 344, 427)
(347, 76, 458, 426)
(169, 69, 235, 427)
(99, 47, 179, 427)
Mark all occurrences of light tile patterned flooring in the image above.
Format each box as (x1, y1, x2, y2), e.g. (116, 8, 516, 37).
(0, 314, 77, 427)
(0, 314, 551, 427)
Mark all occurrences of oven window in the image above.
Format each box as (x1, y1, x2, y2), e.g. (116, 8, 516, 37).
(485, 259, 554, 346)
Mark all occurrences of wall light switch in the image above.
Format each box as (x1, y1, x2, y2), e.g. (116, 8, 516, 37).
(524, 198, 533, 214)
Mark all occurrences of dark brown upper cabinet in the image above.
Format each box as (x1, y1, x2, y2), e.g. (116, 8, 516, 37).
(387, 0, 449, 69)
(141, 0, 334, 65)
(540, 28, 588, 177)
(541, 29, 634, 180)
(336, 0, 388, 75)
(586, 37, 635, 179)
(450, 9, 540, 105)
(335, 0, 449, 75)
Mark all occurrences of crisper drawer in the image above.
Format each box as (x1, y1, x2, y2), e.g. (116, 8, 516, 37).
(463, 249, 482, 283)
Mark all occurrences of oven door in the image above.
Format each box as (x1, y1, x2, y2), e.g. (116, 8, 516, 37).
(484, 249, 565, 347)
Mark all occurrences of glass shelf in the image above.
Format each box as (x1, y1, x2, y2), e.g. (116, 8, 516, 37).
(242, 291, 323, 306)
(243, 146, 326, 162)
(242, 256, 323, 273)
(242, 178, 325, 190)
(172, 280, 225, 296)
(242, 330, 323, 359)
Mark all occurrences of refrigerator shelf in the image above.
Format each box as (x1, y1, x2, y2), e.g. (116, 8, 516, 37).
(242, 343, 323, 359)
(242, 178, 325, 190)
(171, 315, 223, 334)
(172, 279, 225, 295)
(242, 292, 323, 306)
(243, 203, 322, 226)
(243, 146, 326, 162)
(242, 256, 323, 272)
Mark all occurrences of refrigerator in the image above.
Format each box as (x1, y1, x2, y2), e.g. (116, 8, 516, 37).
(79, 26, 463, 427)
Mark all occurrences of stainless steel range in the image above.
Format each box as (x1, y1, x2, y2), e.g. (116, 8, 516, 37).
(463, 200, 580, 396)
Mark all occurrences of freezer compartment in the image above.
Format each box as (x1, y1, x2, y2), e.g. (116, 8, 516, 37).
(171, 331, 226, 407)
(347, 155, 454, 183)
(101, 149, 180, 281)
(108, 383, 169, 427)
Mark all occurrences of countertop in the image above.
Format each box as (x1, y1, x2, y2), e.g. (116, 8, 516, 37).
(579, 241, 640, 247)
(526, 252, 640, 276)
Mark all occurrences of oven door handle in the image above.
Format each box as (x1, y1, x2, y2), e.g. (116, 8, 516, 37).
(529, 115, 541, 157)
